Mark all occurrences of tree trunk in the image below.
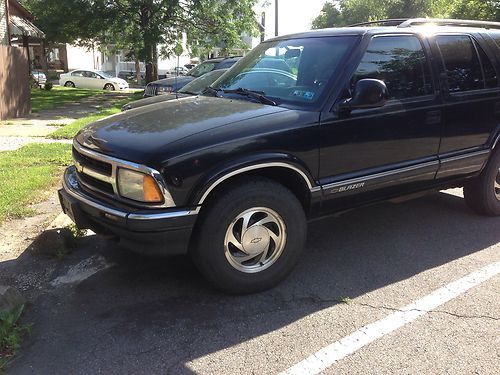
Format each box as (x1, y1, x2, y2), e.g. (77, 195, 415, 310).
(40, 40, 49, 74)
(144, 42, 158, 83)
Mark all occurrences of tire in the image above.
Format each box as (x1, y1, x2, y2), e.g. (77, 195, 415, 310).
(104, 83, 115, 91)
(190, 177, 307, 294)
(463, 147, 500, 216)
(64, 81, 75, 88)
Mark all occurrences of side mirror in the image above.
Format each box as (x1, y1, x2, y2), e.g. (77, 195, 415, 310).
(340, 79, 388, 111)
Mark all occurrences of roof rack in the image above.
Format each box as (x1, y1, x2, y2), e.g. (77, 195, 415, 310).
(398, 18, 500, 29)
(347, 19, 408, 27)
(347, 18, 500, 30)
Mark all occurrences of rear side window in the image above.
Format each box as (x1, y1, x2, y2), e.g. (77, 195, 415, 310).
(352, 35, 433, 100)
(476, 44, 498, 88)
(436, 35, 496, 92)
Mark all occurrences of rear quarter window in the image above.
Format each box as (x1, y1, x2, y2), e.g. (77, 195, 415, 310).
(436, 34, 497, 92)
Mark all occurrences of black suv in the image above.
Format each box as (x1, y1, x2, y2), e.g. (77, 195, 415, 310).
(59, 19, 500, 293)
(143, 57, 241, 97)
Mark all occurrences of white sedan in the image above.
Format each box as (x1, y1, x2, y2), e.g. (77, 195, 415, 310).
(59, 69, 129, 91)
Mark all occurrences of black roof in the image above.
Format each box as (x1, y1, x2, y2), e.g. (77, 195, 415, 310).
(266, 18, 500, 42)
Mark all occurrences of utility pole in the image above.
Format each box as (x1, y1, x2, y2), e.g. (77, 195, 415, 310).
(275, 0, 278, 36)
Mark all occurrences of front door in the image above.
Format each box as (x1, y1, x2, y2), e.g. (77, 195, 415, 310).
(319, 34, 442, 212)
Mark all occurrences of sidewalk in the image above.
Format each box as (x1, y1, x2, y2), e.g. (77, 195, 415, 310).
(0, 92, 130, 151)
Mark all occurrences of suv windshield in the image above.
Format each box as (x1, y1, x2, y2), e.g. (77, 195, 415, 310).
(209, 36, 356, 108)
(188, 62, 216, 78)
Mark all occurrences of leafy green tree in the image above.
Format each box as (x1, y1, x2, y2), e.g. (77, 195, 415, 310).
(24, 0, 258, 83)
(312, 0, 499, 29)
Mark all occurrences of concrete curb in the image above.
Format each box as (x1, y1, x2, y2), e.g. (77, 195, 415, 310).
(0, 285, 25, 313)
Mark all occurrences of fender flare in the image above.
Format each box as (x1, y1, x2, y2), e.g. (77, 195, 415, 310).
(190, 153, 318, 208)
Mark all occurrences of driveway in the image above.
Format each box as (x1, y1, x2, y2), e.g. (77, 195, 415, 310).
(1, 189, 499, 374)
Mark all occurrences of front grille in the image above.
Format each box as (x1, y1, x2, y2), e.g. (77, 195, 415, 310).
(77, 172, 114, 196)
(144, 84, 158, 96)
(72, 145, 115, 198)
(72, 147, 112, 176)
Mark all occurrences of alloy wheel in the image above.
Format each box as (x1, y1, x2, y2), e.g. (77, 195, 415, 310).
(224, 207, 286, 273)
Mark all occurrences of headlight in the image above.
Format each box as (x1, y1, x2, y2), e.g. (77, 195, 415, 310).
(117, 168, 163, 203)
(157, 86, 173, 94)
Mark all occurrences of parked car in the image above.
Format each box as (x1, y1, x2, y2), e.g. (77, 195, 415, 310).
(166, 66, 189, 76)
(184, 63, 196, 70)
(59, 70, 129, 90)
(144, 56, 241, 97)
(59, 18, 500, 294)
(30, 70, 47, 88)
(122, 69, 228, 111)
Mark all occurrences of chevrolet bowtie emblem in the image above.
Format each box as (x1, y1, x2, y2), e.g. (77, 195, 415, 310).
(250, 237, 262, 244)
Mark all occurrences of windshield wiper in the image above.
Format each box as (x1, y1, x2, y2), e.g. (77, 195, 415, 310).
(202, 85, 223, 96)
(222, 88, 277, 106)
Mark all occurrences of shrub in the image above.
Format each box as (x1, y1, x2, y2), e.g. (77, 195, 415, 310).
(44, 82, 53, 91)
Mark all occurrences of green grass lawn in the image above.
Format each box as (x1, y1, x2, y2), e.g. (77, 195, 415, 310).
(48, 90, 144, 140)
(0, 143, 72, 223)
(31, 86, 103, 113)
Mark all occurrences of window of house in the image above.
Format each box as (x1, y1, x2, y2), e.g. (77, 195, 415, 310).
(436, 35, 485, 92)
(351, 35, 433, 100)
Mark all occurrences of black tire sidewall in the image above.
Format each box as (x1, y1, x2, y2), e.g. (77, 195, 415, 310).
(192, 180, 306, 293)
(482, 148, 500, 215)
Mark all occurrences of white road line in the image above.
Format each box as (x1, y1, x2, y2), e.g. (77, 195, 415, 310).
(280, 260, 500, 375)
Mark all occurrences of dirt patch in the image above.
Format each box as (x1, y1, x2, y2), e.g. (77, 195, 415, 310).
(0, 192, 70, 262)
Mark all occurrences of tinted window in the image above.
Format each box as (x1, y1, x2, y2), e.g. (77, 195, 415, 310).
(352, 35, 433, 100)
(476, 44, 498, 88)
(436, 35, 483, 92)
(212, 36, 355, 108)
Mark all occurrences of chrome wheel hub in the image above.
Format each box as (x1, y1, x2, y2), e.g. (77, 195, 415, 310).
(224, 207, 286, 273)
(495, 167, 500, 201)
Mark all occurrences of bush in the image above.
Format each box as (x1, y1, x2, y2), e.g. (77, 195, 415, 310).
(44, 82, 53, 91)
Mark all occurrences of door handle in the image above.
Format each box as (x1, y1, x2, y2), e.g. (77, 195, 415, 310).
(426, 110, 441, 125)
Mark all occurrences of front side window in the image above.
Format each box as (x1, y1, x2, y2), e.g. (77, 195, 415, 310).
(352, 35, 433, 100)
(211, 36, 356, 108)
(436, 35, 484, 93)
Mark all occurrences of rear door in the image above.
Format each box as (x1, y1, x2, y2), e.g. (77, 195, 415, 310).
(319, 34, 442, 212)
(432, 33, 500, 180)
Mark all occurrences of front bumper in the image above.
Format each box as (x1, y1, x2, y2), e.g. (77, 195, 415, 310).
(59, 166, 197, 255)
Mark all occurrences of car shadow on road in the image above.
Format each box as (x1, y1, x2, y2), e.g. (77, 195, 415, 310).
(5, 191, 500, 374)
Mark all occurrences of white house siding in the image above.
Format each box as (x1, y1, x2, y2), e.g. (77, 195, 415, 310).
(0, 1, 8, 45)
(66, 44, 101, 71)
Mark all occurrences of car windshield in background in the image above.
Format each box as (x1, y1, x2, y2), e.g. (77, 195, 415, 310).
(179, 69, 228, 94)
(209, 36, 355, 108)
(188, 62, 216, 78)
(97, 71, 114, 78)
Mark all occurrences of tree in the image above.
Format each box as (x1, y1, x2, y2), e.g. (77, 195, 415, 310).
(311, 0, 499, 29)
(24, 0, 258, 82)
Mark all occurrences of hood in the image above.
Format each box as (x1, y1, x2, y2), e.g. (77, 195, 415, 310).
(110, 77, 128, 85)
(75, 95, 288, 165)
(150, 76, 194, 89)
(121, 92, 192, 111)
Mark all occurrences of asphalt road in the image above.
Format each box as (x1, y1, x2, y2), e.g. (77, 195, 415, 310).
(2, 189, 499, 374)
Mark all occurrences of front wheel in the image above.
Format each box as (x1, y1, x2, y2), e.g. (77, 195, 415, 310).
(463, 147, 500, 216)
(191, 178, 307, 294)
(104, 83, 115, 91)
(64, 81, 75, 88)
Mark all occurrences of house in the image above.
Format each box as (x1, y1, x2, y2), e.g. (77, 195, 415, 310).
(41, 33, 194, 79)
(0, 0, 44, 120)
